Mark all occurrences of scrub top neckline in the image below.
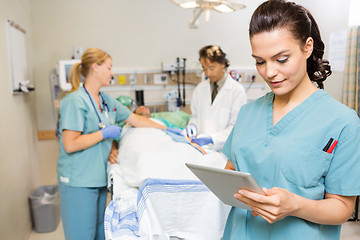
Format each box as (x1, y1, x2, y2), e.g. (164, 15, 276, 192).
(266, 90, 326, 136)
(81, 86, 105, 112)
(81, 86, 110, 128)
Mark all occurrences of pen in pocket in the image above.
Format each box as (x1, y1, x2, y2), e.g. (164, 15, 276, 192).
(323, 138, 338, 153)
(323, 138, 333, 152)
(327, 140, 338, 154)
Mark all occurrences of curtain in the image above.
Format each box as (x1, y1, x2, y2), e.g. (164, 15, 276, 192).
(342, 26, 360, 116)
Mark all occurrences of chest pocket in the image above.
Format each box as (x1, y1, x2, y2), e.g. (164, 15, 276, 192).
(108, 110, 116, 124)
(280, 140, 332, 188)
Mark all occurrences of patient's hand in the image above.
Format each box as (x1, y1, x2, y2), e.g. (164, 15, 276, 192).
(225, 160, 235, 171)
(108, 142, 119, 164)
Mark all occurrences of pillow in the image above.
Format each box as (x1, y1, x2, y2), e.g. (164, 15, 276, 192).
(151, 111, 190, 129)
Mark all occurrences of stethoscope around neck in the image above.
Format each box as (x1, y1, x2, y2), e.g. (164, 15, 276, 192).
(83, 85, 113, 129)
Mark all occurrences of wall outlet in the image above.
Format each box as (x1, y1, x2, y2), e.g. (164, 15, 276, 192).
(130, 74, 136, 85)
(119, 75, 126, 85)
(73, 46, 83, 59)
(144, 74, 151, 84)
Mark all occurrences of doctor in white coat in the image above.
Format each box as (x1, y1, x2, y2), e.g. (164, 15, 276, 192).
(188, 45, 247, 151)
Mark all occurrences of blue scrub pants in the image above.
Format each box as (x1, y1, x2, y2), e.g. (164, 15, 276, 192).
(59, 183, 108, 240)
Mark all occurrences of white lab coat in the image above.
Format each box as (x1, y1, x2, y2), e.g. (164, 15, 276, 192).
(189, 74, 247, 151)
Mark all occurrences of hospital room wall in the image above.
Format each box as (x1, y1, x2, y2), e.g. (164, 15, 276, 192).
(0, 0, 42, 239)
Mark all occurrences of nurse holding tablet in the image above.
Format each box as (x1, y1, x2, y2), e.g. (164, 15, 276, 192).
(222, 1, 360, 239)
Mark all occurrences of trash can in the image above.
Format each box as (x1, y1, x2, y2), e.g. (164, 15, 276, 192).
(29, 185, 60, 233)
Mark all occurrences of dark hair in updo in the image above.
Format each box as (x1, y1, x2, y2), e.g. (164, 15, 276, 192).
(249, 0, 331, 89)
(199, 45, 230, 68)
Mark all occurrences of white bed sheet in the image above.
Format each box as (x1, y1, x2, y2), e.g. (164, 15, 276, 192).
(117, 126, 227, 189)
(105, 126, 230, 239)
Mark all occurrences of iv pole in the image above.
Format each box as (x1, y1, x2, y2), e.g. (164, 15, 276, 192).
(176, 57, 182, 107)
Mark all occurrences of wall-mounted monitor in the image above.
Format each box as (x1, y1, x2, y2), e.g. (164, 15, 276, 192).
(57, 59, 81, 91)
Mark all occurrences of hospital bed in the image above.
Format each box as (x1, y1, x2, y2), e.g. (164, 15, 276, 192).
(104, 118, 231, 240)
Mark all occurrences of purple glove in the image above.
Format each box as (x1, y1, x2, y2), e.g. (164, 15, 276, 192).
(166, 127, 183, 136)
(100, 125, 122, 139)
(191, 135, 213, 146)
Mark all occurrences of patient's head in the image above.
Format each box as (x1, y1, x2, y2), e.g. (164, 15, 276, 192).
(135, 106, 151, 118)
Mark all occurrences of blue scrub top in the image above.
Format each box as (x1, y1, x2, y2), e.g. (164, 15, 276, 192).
(222, 90, 360, 240)
(57, 86, 131, 187)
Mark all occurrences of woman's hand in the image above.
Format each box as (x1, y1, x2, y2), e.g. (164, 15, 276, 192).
(234, 187, 299, 224)
(235, 187, 356, 225)
(108, 141, 118, 164)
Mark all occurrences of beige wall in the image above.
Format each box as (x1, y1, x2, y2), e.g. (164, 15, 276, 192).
(302, 0, 350, 101)
(0, 0, 41, 239)
(0, 0, 352, 239)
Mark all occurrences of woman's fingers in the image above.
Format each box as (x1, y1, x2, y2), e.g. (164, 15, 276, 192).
(108, 149, 118, 164)
(235, 188, 270, 206)
(235, 187, 294, 223)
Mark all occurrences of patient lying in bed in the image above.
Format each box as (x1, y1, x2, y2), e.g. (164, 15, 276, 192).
(118, 122, 227, 185)
(105, 113, 230, 240)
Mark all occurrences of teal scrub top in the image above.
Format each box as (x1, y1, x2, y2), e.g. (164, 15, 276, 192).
(222, 90, 360, 240)
(57, 86, 131, 187)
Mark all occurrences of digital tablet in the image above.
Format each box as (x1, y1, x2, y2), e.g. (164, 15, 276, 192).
(185, 163, 264, 210)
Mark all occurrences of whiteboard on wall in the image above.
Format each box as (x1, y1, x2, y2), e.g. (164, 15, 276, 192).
(6, 20, 30, 94)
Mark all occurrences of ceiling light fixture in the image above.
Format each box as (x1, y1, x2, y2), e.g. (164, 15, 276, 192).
(172, 0, 246, 28)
